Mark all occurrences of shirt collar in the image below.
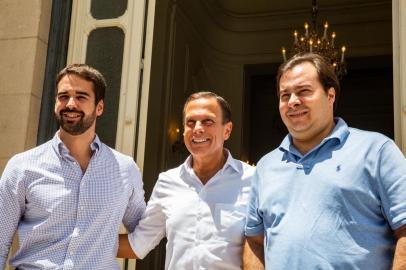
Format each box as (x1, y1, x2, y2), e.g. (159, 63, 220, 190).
(279, 117, 350, 155)
(182, 148, 241, 176)
(224, 149, 241, 172)
(52, 130, 101, 158)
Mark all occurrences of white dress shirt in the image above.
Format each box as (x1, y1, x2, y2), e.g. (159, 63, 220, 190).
(129, 151, 254, 270)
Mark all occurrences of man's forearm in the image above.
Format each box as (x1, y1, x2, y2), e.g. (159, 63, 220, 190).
(393, 236, 406, 270)
(243, 236, 265, 270)
(117, 234, 139, 259)
(393, 225, 406, 270)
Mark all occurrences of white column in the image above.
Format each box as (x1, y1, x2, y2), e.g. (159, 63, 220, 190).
(393, 0, 406, 154)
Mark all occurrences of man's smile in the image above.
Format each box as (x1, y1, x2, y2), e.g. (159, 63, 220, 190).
(192, 138, 210, 144)
(287, 109, 308, 119)
(61, 110, 84, 120)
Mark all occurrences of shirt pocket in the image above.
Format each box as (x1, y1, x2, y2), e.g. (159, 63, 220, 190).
(215, 203, 247, 244)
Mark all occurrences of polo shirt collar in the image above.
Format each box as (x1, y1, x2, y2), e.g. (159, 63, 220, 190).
(279, 117, 350, 156)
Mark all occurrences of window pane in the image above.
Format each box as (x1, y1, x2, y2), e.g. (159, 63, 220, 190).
(86, 27, 125, 148)
(91, 0, 127, 19)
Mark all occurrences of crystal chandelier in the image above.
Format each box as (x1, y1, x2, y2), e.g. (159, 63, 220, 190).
(281, 0, 347, 78)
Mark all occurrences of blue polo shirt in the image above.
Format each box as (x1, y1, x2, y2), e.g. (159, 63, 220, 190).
(245, 118, 406, 269)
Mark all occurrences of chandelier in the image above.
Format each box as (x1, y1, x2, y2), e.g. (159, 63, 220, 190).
(281, 0, 347, 78)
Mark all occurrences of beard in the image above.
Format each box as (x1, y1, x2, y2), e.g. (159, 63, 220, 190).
(56, 108, 96, 135)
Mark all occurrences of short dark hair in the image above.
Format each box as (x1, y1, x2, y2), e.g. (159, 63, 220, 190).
(56, 64, 106, 104)
(183, 91, 232, 124)
(276, 53, 340, 110)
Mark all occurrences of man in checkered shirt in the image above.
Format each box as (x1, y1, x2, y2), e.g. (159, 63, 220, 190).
(0, 64, 146, 269)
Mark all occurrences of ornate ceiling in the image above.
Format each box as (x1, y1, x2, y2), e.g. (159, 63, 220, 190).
(213, 0, 390, 16)
(175, 0, 392, 61)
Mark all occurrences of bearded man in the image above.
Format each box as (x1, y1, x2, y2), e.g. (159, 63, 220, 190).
(0, 64, 146, 269)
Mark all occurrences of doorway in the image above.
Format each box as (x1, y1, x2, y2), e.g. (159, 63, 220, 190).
(138, 0, 393, 269)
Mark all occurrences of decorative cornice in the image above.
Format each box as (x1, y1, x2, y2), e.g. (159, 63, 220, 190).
(197, 0, 391, 32)
(207, 0, 390, 18)
(174, 0, 392, 61)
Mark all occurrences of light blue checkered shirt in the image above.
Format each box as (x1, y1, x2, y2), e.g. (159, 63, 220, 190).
(0, 132, 146, 269)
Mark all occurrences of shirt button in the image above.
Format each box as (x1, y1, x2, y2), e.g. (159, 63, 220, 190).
(70, 251, 74, 256)
(72, 227, 79, 237)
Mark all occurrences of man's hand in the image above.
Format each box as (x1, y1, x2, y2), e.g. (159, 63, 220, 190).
(117, 234, 139, 259)
(243, 235, 265, 270)
(392, 225, 406, 270)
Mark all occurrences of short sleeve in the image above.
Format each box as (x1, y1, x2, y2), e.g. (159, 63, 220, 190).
(245, 169, 264, 236)
(376, 140, 406, 230)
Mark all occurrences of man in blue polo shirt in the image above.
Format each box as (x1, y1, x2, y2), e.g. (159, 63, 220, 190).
(243, 53, 406, 270)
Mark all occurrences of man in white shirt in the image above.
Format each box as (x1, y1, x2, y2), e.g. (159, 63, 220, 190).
(118, 91, 254, 269)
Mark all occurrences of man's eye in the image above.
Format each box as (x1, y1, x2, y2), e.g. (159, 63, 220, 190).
(58, 95, 69, 100)
(186, 121, 195, 127)
(280, 94, 290, 100)
(298, 89, 312, 96)
(203, 120, 214, 126)
(77, 96, 87, 100)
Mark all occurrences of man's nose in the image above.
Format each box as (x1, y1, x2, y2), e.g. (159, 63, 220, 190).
(288, 93, 301, 107)
(193, 121, 204, 133)
(66, 97, 77, 109)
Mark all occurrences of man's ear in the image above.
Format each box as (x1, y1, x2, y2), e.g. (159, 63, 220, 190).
(96, 100, 104, 116)
(223, 122, 233, 141)
(327, 87, 336, 104)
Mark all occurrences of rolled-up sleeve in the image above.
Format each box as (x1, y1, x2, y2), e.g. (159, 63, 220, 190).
(122, 161, 146, 232)
(128, 175, 167, 259)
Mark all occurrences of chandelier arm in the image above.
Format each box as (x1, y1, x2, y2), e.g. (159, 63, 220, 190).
(311, 0, 318, 31)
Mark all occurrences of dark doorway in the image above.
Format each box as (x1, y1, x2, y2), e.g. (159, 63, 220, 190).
(338, 56, 394, 137)
(244, 55, 394, 164)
